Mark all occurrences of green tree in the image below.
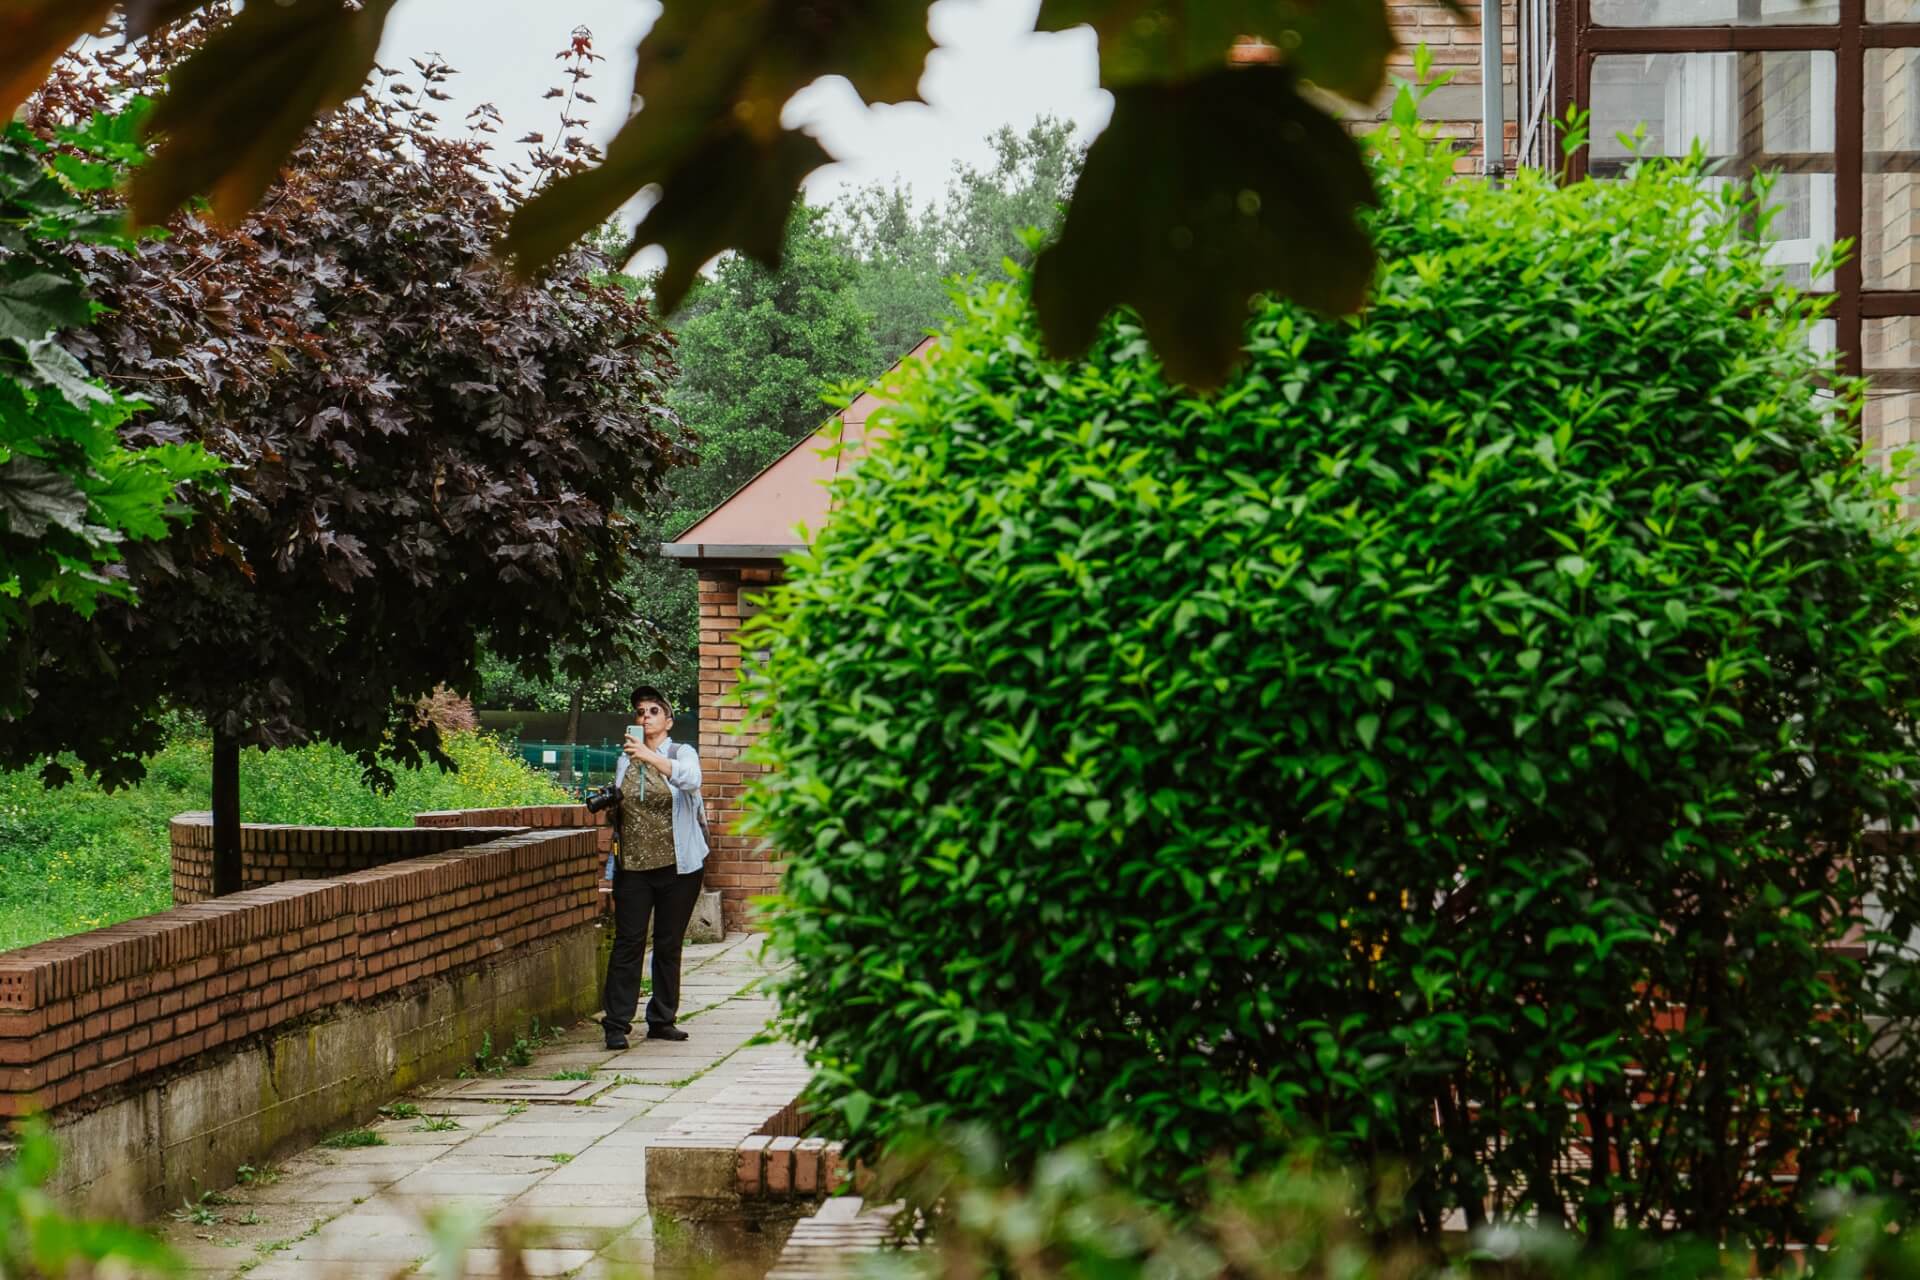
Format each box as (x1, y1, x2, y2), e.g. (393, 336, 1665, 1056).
(474, 203, 878, 728)
(583, 205, 877, 731)
(9, 38, 679, 894)
(837, 117, 1082, 360)
(0, 106, 220, 715)
(742, 111, 1920, 1249)
(664, 203, 880, 531)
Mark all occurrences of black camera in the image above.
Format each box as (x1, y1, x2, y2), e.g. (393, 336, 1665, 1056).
(585, 784, 620, 816)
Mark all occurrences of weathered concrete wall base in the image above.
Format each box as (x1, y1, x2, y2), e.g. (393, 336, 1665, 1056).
(47, 924, 601, 1220)
(652, 1206, 812, 1280)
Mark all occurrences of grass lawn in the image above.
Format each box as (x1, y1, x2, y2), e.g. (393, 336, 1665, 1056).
(0, 732, 566, 951)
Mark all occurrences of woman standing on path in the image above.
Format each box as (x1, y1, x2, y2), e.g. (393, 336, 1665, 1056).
(601, 685, 709, 1050)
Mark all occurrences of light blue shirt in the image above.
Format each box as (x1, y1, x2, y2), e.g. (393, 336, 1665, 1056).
(606, 738, 709, 878)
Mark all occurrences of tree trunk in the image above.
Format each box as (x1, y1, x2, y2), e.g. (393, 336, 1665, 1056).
(559, 683, 585, 789)
(211, 726, 242, 897)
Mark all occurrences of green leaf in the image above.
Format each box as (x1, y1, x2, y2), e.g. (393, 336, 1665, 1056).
(1030, 66, 1374, 387)
(48, 153, 120, 193)
(0, 269, 90, 342)
(0, 457, 89, 538)
(1355, 714, 1379, 749)
(505, 0, 929, 288)
(22, 338, 112, 408)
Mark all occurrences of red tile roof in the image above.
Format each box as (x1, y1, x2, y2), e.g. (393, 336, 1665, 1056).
(666, 336, 936, 557)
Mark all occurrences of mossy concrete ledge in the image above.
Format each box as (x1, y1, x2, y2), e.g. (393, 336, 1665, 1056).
(646, 1059, 824, 1277)
(38, 922, 599, 1219)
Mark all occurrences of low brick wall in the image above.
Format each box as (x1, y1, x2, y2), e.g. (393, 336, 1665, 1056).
(646, 1058, 826, 1214)
(0, 827, 599, 1118)
(415, 803, 617, 909)
(765, 1197, 902, 1280)
(415, 803, 610, 834)
(44, 924, 599, 1218)
(170, 804, 612, 903)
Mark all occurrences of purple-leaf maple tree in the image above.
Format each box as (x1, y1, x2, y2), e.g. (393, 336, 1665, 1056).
(6, 20, 679, 893)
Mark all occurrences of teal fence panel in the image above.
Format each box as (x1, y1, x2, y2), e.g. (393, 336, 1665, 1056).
(515, 741, 625, 798)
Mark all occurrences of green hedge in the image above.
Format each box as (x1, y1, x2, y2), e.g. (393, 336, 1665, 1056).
(0, 732, 564, 950)
(743, 110, 1920, 1247)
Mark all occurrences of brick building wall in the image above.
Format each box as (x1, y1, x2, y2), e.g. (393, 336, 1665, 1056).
(697, 566, 783, 933)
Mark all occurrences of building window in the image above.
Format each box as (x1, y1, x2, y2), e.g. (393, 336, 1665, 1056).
(1562, 0, 1920, 370)
(1559, 0, 1920, 482)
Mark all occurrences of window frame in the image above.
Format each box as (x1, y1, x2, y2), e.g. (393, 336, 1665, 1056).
(1557, 0, 1920, 384)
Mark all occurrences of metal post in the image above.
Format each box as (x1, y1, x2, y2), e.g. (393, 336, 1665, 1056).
(1483, 0, 1507, 182)
(211, 726, 242, 897)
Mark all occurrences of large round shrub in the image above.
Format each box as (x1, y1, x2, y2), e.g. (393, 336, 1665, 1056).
(743, 122, 1920, 1247)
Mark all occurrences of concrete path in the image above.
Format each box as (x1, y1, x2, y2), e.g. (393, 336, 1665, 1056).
(157, 933, 797, 1280)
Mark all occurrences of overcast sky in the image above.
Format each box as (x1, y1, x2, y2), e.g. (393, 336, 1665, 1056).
(376, 0, 1112, 211)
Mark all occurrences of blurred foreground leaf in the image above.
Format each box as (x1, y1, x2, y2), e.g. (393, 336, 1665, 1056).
(1031, 66, 1376, 386)
(4, 0, 1409, 386)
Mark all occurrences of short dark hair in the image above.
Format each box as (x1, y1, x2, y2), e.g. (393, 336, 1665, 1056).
(629, 685, 671, 717)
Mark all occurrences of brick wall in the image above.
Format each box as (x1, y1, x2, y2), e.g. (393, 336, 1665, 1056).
(699, 567, 783, 932)
(169, 818, 517, 903)
(0, 826, 599, 1118)
(170, 804, 614, 905)
(1375, 0, 1518, 172)
(416, 803, 617, 909)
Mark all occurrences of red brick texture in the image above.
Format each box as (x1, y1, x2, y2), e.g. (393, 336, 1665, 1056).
(0, 824, 602, 1118)
(414, 806, 616, 911)
(736, 1135, 846, 1200)
(699, 567, 784, 932)
(171, 805, 615, 908)
(168, 817, 519, 903)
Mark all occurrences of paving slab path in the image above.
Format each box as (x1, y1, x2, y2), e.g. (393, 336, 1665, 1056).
(157, 932, 799, 1280)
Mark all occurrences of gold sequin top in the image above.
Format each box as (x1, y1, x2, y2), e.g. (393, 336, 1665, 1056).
(616, 759, 676, 872)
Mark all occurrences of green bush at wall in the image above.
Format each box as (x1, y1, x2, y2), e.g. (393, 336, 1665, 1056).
(743, 109, 1920, 1249)
(0, 732, 564, 951)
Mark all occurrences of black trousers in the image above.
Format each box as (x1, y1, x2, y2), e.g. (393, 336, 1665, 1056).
(602, 862, 704, 1037)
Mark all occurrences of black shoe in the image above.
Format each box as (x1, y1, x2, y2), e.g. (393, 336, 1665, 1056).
(647, 1025, 689, 1042)
(604, 1033, 629, 1050)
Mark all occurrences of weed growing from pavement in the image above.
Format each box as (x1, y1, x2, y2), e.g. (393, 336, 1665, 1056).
(319, 1129, 385, 1149)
